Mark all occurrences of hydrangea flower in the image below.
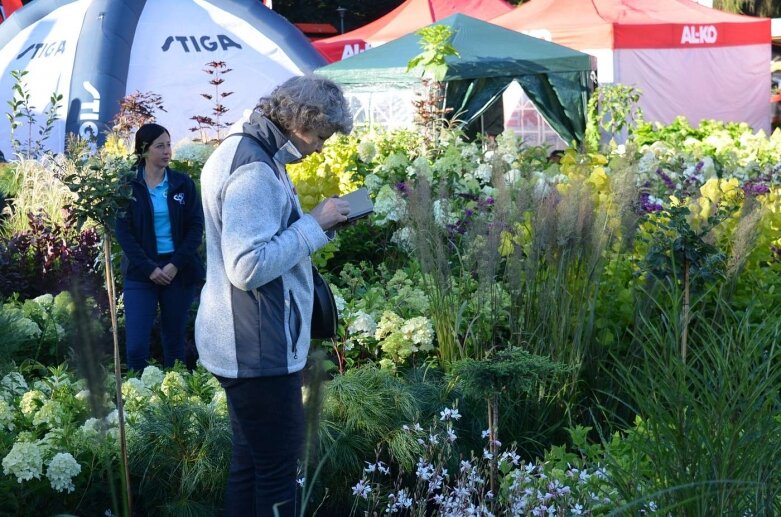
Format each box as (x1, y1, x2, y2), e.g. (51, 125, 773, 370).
(2, 441, 43, 483)
(19, 389, 46, 417)
(46, 452, 81, 493)
(373, 185, 405, 225)
(32, 399, 65, 428)
(140, 365, 165, 388)
(1, 372, 28, 399)
(160, 371, 187, 398)
(0, 399, 15, 431)
(348, 311, 377, 337)
(357, 140, 377, 163)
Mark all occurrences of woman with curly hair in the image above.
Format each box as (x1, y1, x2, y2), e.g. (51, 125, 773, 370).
(195, 75, 353, 516)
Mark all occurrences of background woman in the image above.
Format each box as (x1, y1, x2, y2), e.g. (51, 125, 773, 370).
(115, 123, 204, 371)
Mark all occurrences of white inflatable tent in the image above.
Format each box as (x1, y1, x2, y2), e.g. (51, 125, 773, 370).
(0, 0, 325, 157)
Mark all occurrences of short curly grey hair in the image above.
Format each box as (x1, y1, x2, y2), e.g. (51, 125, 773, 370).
(257, 74, 353, 136)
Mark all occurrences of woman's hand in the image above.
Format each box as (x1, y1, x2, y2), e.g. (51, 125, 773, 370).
(149, 266, 174, 285)
(310, 196, 350, 231)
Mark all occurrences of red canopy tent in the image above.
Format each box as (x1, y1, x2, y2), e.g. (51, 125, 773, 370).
(313, 0, 512, 63)
(492, 0, 771, 131)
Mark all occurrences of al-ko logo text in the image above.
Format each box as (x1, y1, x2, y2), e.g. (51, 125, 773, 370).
(16, 41, 66, 60)
(681, 25, 718, 45)
(162, 34, 242, 53)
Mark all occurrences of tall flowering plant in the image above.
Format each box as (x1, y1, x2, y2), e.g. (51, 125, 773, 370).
(59, 143, 137, 514)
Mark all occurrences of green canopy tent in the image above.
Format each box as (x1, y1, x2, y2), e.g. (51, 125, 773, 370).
(316, 13, 596, 145)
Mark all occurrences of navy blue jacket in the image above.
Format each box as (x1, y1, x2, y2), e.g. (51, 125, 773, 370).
(115, 167, 205, 285)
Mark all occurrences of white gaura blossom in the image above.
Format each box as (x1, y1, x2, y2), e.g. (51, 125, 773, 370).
(348, 311, 377, 337)
(140, 365, 165, 388)
(46, 452, 81, 493)
(2, 441, 43, 482)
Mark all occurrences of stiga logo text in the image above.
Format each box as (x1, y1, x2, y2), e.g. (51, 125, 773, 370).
(161, 35, 242, 52)
(16, 41, 66, 60)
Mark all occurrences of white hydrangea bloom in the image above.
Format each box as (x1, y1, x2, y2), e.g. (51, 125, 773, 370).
(348, 311, 377, 337)
(75, 389, 90, 403)
(362, 173, 384, 194)
(504, 168, 521, 185)
(373, 185, 405, 225)
(13, 317, 42, 340)
(1, 372, 28, 399)
(2, 441, 43, 482)
(432, 199, 452, 227)
(19, 390, 46, 417)
(160, 371, 187, 397)
(122, 378, 151, 400)
(400, 317, 434, 351)
(80, 417, 102, 437)
(333, 296, 347, 318)
(357, 140, 377, 162)
(391, 227, 415, 253)
(31, 293, 54, 308)
(474, 163, 494, 184)
(140, 366, 165, 388)
(32, 399, 65, 428)
(0, 399, 15, 431)
(46, 452, 81, 493)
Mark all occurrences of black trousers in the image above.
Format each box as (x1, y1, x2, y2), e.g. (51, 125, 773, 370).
(217, 372, 304, 517)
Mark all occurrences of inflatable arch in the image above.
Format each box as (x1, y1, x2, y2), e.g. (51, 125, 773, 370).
(0, 0, 325, 157)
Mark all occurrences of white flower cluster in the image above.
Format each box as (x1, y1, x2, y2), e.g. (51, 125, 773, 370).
(2, 441, 43, 483)
(1, 372, 28, 399)
(19, 389, 46, 417)
(141, 365, 165, 388)
(362, 173, 384, 195)
(390, 227, 415, 253)
(160, 371, 187, 398)
(2, 305, 41, 340)
(399, 317, 434, 351)
(46, 452, 81, 493)
(357, 140, 377, 163)
(31, 399, 65, 428)
(348, 311, 377, 337)
(0, 399, 15, 431)
(373, 185, 405, 226)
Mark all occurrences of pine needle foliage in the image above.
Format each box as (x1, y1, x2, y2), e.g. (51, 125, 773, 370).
(604, 287, 781, 515)
(128, 396, 231, 516)
(315, 366, 447, 512)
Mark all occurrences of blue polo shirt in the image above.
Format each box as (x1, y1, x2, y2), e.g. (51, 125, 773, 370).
(147, 172, 174, 254)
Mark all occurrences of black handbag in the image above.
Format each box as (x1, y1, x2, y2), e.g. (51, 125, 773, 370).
(310, 266, 338, 340)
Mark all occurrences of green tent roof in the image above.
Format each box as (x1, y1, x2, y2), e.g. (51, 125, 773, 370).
(317, 13, 595, 84)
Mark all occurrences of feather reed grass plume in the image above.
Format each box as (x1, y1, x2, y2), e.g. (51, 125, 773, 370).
(726, 197, 763, 280)
(1, 156, 76, 237)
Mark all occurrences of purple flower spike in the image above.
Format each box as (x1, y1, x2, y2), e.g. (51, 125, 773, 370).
(655, 168, 675, 191)
(395, 181, 409, 194)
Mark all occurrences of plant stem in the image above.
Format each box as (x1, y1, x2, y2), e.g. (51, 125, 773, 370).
(103, 235, 133, 514)
(681, 259, 689, 364)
